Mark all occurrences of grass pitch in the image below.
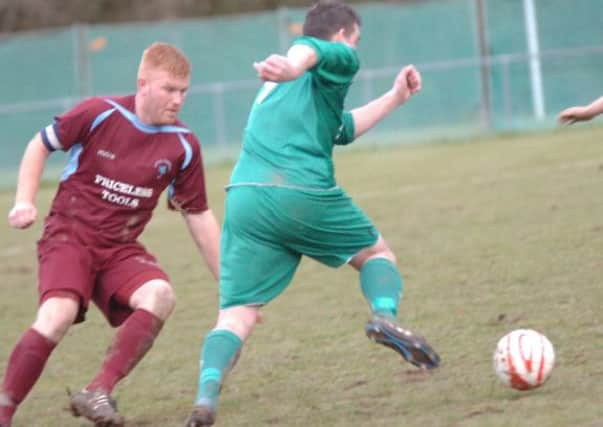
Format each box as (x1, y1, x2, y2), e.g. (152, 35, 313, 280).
(1, 125, 603, 426)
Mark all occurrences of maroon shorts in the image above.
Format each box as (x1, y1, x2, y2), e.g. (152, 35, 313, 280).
(37, 222, 170, 327)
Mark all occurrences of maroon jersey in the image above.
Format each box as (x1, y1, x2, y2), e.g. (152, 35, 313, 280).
(40, 95, 208, 244)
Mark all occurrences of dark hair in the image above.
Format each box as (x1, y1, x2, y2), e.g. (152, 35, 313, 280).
(302, 1, 361, 40)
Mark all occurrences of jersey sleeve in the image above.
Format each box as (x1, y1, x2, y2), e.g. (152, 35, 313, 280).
(40, 97, 111, 152)
(293, 36, 359, 85)
(168, 133, 209, 214)
(334, 110, 356, 146)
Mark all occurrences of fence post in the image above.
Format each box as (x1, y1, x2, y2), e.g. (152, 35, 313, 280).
(523, 0, 546, 119)
(475, 0, 492, 129)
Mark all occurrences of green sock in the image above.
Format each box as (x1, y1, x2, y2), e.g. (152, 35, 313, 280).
(360, 257, 403, 317)
(195, 329, 243, 407)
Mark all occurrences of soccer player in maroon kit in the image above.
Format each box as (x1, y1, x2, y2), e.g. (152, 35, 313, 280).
(0, 42, 220, 427)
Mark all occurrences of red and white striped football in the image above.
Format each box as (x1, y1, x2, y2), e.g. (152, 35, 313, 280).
(493, 329, 555, 390)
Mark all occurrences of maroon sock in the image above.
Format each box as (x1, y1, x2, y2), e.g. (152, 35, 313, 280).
(0, 329, 57, 424)
(0, 392, 15, 426)
(87, 309, 163, 394)
(0, 402, 15, 427)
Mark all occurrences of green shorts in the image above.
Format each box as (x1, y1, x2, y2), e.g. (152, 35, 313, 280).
(219, 185, 379, 309)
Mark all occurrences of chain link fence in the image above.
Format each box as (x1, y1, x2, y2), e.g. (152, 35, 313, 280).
(1, 0, 602, 185)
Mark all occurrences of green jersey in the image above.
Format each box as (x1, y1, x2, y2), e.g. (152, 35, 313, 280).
(229, 36, 360, 190)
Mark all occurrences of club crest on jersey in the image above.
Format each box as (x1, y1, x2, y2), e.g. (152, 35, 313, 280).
(154, 159, 172, 179)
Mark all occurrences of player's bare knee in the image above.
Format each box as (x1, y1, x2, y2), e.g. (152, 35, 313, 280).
(368, 238, 397, 264)
(351, 239, 397, 269)
(146, 283, 176, 321)
(153, 281, 176, 312)
(215, 306, 259, 341)
(32, 297, 79, 342)
(130, 280, 175, 321)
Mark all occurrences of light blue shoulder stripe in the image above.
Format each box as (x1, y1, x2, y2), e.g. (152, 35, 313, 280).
(178, 133, 193, 170)
(91, 108, 116, 132)
(103, 99, 191, 134)
(60, 143, 83, 181)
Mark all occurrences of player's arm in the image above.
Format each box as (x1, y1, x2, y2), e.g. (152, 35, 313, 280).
(558, 95, 603, 124)
(8, 133, 51, 229)
(182, 209, 221, 281)
(253, 45, 317, 82)
(350, 65, 421, 138)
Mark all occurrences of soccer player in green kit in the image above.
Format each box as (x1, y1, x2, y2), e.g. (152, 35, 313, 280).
(186, 2, 440, 425)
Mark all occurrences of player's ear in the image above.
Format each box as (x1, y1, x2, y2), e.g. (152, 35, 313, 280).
(136, 77, 147, 93)
(331, 28, 346, 42)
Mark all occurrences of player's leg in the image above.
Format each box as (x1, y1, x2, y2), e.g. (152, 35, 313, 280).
(350, 238, 440, 369)
(0, 295, 79, 427)
(282, 186, 439, 369)
(187, 186, 301, 427)
(1, 233, 92, 427)
(187, 305, 261, 427)
(86, 278, 172, 393)
(70, 246, 171, 426)
(187, 274, 299, 427)
(349, 236, 401, 317)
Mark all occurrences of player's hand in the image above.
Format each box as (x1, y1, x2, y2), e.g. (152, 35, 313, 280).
(253, 54, 298, 82)
(8, 201, 37, 229)
(392, 65, 422, 104)
(557, 106, 590, 125)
